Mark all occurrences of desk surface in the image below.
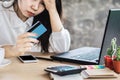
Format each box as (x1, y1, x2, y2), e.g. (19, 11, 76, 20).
(0, 52, 119, 80)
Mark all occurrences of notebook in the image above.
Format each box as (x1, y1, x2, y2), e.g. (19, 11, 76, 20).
(51, 9, 120, 65)
(81, 68, 118, 79)
(50, 73, 83, 80)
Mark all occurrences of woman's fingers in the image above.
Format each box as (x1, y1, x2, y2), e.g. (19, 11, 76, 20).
(43, 0, 56, 11)
(17, 32, 39, 43)
(16, 32, 39, 53)
(16, 43, 34, 52)
(17, 37, 39, 46)
(18, 32, 37, 39)
(24, 43, 34, 48)
(43, 0, 55, 3)
(17, 47, 32, 52)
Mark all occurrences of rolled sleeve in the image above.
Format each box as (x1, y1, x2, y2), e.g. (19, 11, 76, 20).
(49, 28, 71, 53)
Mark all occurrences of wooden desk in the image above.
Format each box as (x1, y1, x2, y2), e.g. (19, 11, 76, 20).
(0, 52, 119, 80)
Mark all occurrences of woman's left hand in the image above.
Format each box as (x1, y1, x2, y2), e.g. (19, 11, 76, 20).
(43, 0, 56, 12)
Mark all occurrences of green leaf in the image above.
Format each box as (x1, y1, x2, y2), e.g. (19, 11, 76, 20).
(107, 48, 112, 57)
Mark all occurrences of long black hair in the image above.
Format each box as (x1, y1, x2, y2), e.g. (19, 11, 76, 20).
(32, 0, 63, 52)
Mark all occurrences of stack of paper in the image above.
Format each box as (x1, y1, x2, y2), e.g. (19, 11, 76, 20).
(50, 73, 83, 80)
(81, 68, 118, 79)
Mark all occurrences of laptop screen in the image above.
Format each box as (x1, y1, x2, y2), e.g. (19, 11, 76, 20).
(99, 9, 120, 64)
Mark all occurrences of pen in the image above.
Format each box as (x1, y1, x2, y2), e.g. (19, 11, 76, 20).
(35, 57, 53, 61)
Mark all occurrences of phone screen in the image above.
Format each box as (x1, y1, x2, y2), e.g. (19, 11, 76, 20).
(19, 55, 36, 60)
(47, 66, 78, 72)
(27, 21, 47, 39)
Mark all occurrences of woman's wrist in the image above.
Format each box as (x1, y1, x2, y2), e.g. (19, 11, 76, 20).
(2, 45, 24, 58)
(48, 7, 57, 13)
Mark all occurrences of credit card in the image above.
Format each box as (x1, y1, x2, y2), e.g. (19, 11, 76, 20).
(27, 21, 47, 39)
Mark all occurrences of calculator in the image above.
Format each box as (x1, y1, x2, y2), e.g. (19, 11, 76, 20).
(44, 65, 86, 76)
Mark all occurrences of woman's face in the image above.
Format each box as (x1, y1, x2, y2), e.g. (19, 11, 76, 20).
(18, 0, 45, 18)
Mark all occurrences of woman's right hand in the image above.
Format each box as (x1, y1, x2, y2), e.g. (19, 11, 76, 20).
(3, 32, 39, 58)
(15, 32, 39, 53)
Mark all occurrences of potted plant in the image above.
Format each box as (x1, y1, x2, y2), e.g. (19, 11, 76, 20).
(113, 46, 120, 73)
(104, 38, 117, 70)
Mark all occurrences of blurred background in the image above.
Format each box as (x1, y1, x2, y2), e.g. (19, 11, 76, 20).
(62, 0, 120, 49)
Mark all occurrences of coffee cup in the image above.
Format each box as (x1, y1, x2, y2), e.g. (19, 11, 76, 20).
(0, 48, 5, 64)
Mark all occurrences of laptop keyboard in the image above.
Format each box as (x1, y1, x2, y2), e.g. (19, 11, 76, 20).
(71, 48, 100, 61)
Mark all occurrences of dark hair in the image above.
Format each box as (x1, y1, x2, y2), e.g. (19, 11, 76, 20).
(32, 0, 63, 52)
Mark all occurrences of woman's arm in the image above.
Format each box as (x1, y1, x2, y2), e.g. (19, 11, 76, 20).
(43, 0, 63, 32)
(49, 29, 71, 53)
(43, 0, 71, 53)
(49, 9, 63, 32)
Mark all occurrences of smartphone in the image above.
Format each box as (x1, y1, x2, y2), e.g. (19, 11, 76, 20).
(44, 65, 86, 76)
(27, 21, 47, 39)
(18, 55, 38, 63)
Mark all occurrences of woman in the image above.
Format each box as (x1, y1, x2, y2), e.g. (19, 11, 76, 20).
(0, 0, 70, 57)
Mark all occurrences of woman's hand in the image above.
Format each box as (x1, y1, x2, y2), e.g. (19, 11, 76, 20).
(43, 0, 56, 12)
(15, 32, 39, 53)
(3, 32, 39, 57)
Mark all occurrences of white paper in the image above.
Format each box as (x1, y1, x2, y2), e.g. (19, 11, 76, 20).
(50, 73, 83, 80)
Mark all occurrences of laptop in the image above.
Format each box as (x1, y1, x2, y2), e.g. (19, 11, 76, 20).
(51, 9, 120, 65)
